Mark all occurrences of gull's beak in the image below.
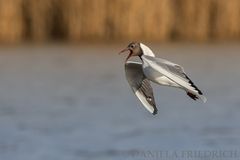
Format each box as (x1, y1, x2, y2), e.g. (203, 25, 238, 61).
(118, 47, 130, 55)
(118, 47, 132, 62)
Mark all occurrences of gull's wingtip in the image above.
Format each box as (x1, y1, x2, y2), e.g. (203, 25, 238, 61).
(152, 108, 158, 115)
(202, 96, 207, 103)
(199, 95, 207, 103)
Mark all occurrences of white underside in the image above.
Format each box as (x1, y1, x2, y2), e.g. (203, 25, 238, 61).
(155, 76, 180, 87)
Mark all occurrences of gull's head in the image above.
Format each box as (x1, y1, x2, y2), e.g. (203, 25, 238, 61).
(118, 42, 142, 62)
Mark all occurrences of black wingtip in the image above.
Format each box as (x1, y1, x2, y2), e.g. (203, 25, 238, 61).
(183, 74, 203, 95)
(187, 92, 199, 101)
(152, 108, 158, 115)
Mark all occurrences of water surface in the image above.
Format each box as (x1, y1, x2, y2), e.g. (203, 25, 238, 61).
(0, 44, 239, 160)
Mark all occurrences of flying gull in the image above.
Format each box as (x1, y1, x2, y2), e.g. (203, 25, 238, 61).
(119, 42, 207, 115)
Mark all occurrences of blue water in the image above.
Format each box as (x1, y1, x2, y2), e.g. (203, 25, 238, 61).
(0, 44, 239, 160)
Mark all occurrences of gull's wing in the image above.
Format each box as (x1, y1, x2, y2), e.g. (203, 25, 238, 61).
(142, 55, 207, 102)
(125, 61, 158, 115)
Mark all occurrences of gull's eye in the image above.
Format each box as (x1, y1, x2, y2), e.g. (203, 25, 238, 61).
(130, 44, 135, 48)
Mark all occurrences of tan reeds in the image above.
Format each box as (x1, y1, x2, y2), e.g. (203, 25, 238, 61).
(0, 0, 240, 43)
(0, 0, 24, 43)
(62, 0, 107, 41)
(213, 0, 240, 40)
(176, 0, 211, 41)
(25, 0, 54, 41)
(105, 0, 174, 41)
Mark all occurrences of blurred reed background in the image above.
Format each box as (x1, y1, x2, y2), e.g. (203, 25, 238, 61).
(0, 0, 240, 43)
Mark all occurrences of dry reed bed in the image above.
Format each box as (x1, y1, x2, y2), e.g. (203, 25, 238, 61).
(0, 0, 239, 43)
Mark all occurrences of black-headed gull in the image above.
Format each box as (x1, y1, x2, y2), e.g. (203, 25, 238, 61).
(119, 42, 207, 115)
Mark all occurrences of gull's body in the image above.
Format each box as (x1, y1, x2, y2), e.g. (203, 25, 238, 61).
(120, 42, 207, 115)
